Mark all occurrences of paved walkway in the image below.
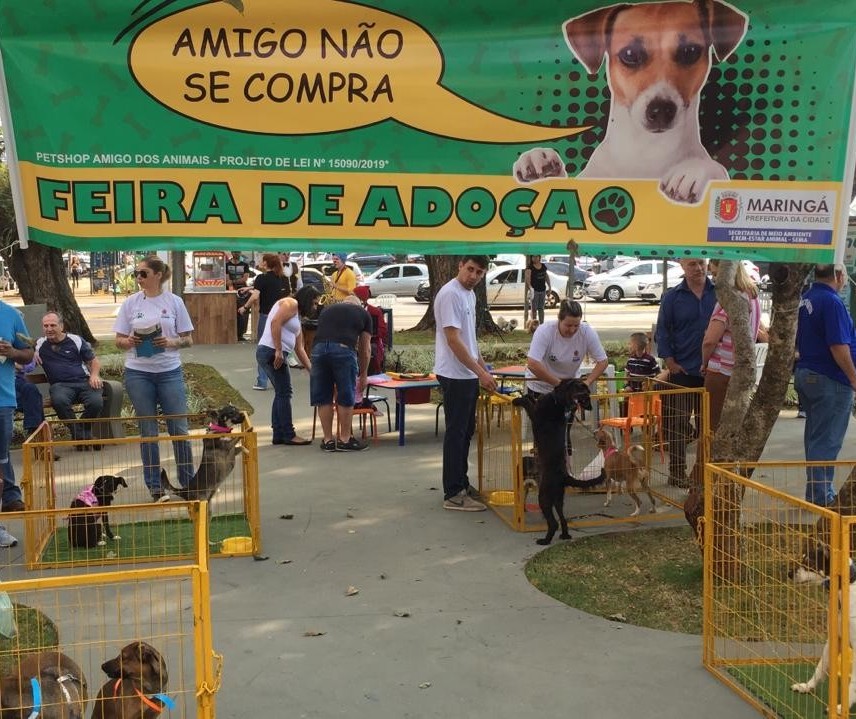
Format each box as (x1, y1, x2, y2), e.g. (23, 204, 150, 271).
(177, 342, 831, 719)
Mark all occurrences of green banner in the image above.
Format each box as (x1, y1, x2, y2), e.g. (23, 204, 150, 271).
(0, 0, 854, 261)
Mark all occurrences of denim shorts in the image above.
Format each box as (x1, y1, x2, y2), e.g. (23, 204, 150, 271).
(310, 341, 358, 407)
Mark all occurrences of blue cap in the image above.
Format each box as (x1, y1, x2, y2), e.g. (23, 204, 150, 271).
(334, 253, 347, 263)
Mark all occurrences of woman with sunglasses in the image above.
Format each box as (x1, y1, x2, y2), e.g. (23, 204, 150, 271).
(114, 256, 195, 501)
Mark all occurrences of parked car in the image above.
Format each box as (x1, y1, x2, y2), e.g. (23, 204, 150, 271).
(485, 265, 566, 308)
(303, 260, 364, 284)
(543, 261, 590, 299)
(362, 263, 428, 297)
(637, 275, 684, 303)
(346, 253, 395, 274)
(583, 260, 682, 302)
(248, 266, 326, 292)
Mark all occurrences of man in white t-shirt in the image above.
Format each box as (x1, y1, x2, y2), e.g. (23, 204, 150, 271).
(434, 256, 497, 512)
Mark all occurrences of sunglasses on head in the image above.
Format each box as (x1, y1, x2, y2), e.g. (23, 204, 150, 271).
(133, 270, 149, 278)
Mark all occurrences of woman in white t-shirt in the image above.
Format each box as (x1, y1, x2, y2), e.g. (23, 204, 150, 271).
(700, 259, 764, 432)
(114, 256, 195, 502)
(525, 299, 608, 397)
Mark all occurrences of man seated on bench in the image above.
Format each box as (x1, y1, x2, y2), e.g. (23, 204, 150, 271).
(35, 312, 103, 449)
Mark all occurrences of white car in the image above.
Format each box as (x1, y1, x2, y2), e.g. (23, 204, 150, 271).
(584, 260, 682, 302)
(638, 275, 684, 303)
(362, 263, 429, 297)
(485, 265, 566, 308)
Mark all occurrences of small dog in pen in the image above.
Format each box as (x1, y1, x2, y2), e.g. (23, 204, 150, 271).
(67, 475, 128, 549)
(513, 379, 605, 545)
(0, 650, 88, 719)
(595, 428, 655, 517)
(789, 541, 856, 714)
(160, 404, 244, 502)
(92, 641, 171, 719)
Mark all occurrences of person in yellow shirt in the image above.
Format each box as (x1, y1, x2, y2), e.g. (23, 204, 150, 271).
(329, 253, 357, 301)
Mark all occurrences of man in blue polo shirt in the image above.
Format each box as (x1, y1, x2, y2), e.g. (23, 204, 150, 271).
(36, 312, 103, 448)
(655, 258, 717, 489)
(795, 264, 856, 506)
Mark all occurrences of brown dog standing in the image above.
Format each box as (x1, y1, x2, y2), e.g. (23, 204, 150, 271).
(597, 428, 656, 517)
(91, 642, 169, 719)
(0, 650, 88, 719)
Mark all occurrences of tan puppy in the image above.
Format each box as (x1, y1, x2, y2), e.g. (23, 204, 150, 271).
(513, 0, 748, 204)
(596, 428, 655, 517)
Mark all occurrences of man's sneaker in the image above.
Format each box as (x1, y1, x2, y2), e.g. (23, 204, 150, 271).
(443, 490, 486, 512)
(0, 527, 18, 548)
(1, 500, 25, 512)
(336, 436, 368, 452)
(252, 384, 267, 391)
(320, 440, 337, 452)
(151, 492, 171, 503)
(797, 410, 806, 419)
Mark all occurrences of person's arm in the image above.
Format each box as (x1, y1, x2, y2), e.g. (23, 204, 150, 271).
(269, 299, 292, 369)
(444, 326, 497, 391)
(87, 355, 103, 389)
(583, 358, 608, 387)
(526, 357, 561, 388)
(293, 327, 311, 371)
(357, 330, 371, 395)
(239, 288, 260, 316)
(701, 318, 727, 374)
(830, 344, 856, 391)
(0, 342, 33, 365)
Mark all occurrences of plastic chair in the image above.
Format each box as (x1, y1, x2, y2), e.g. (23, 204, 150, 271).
(374, 294, 396, 309)
(599, 392, 665, 461)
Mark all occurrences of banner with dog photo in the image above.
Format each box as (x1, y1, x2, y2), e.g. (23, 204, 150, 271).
(0, 0, 854, 262)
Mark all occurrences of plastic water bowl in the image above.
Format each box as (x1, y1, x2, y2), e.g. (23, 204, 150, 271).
(488, 491, 515, 506)
(220, 536, 253, 554)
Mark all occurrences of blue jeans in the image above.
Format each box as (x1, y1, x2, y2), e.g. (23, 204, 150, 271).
(15, 375, 44, 433)
(310, 342, 358, 407)
(255, 312, 269, 388)
(256, 345, 297, 442)
(0, 406, 21, 506)
(124, 367, 194, 493)
(530, 290, 546, 324)
(795, 367, 854, 506)
(437, 376, 479, 500)
(49, 381, 103, 440)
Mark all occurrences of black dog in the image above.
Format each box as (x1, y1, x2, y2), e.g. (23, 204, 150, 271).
(67, 475, 128, 549)
(161, 405, 244, 502)
(513, 379, 604, 545)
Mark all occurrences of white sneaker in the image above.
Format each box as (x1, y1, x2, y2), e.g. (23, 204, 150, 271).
(443, 490, 486, 512)
(0, 527, 18, 548)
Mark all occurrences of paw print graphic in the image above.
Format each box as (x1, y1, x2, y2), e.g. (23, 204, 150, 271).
(589, 188, 634, 234)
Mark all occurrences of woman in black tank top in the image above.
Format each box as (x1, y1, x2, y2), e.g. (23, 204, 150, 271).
(526, 255, 550, 324)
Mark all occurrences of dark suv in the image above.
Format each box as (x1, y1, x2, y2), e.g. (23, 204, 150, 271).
(347, 253, 395, 274)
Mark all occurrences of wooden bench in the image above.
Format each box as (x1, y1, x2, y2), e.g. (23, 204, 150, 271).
(22, 373, 126, 439)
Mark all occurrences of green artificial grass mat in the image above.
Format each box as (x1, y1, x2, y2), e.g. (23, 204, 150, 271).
(0, 604, 60, 674)
(40, 513, 251, 564)
(726, 663, 845, 718)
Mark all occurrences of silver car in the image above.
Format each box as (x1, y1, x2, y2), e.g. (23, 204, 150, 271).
(485, 265, 565, 308)
(362, 263, 429, 297)
(584, 260, 682, 302)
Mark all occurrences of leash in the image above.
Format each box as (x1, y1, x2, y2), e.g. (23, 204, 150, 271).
(56, 673, 79, 705)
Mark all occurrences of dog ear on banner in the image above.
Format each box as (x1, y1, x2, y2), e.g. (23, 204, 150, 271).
(563, 4, 629, 74)
(706, 0, 748, 62)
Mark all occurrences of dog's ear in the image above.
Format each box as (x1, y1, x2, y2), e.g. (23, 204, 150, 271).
(117, 477, 128, 489)
(564, 4, 629, 74)
(139, 643, 167, 691)
(702, 0, 748, 62)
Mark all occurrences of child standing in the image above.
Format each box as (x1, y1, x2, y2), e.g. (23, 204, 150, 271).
(625, 332, 660, 391)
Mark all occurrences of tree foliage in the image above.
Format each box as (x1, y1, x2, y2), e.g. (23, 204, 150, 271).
(0, 166, 95, 342)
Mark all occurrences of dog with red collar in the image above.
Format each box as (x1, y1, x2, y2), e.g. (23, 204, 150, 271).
(596, 428, 655, 517)
(161, 405, 244, 503)
(92, 642, 171, 719)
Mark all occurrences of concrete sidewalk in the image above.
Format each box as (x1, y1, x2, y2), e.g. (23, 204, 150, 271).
(181, 343, 828, 719)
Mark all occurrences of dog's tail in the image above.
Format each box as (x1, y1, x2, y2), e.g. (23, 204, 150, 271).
(627, 445, 645, 467)
(565, 470, 605, 488)
(159, 468, 182, 493)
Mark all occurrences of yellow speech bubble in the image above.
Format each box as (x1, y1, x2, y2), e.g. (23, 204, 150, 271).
(128, 0, 584, 143)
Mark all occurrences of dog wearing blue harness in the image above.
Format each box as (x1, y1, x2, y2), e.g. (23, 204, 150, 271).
(92, 642, 172, 719)
(0, 650, 87, 718)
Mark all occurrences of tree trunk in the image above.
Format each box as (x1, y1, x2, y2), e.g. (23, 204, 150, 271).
(410, 255, 499, 334)
(0, 166, 95, 343)
(685, 262, 812, 561)
(5, 243, 96, 343)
